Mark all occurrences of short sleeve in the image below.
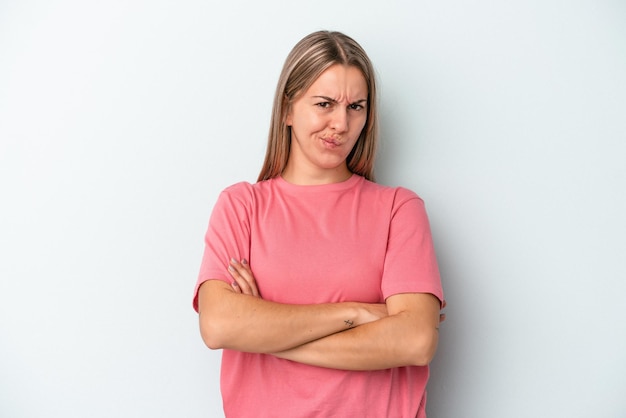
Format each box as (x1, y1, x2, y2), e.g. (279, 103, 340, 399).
(380, 189, 444, 304)
(192, 183, 253, 312)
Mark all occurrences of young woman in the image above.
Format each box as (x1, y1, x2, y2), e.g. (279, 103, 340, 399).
(193, 30, 444, 418)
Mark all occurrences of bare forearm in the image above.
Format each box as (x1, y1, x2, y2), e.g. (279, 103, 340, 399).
(273, 294, 442, 370)
(198, 280, 385, 353)
(273, 314, 439, 370)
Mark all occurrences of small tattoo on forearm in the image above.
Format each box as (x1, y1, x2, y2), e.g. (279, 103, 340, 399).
(344, 320, 354, 327)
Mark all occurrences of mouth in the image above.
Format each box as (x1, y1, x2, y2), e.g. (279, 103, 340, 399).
(321, 137, 341, 147)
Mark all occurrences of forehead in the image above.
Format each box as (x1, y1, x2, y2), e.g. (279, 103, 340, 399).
(305, 64, 368, 98)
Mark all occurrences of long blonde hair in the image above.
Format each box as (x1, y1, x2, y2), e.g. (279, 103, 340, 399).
(257, 31, 379, 182)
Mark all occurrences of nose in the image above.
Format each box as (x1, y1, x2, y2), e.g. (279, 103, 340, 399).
(330, 108, 349, 133)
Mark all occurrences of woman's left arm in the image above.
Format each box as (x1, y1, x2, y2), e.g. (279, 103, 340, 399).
(271, 292, 442, 370)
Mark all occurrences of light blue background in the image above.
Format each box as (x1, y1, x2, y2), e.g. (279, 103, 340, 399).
(1, 1, 625, 416)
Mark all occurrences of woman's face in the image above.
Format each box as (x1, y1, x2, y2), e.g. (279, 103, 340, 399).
(283, 64, 368, 184)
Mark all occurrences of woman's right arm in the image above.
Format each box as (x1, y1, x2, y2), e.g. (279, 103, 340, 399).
(197, 279, 387, 353)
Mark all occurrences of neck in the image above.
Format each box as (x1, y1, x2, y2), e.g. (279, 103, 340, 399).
(281, 164, 352, 186)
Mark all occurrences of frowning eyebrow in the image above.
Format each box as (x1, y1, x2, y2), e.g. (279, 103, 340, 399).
(312, 95, 368, 105)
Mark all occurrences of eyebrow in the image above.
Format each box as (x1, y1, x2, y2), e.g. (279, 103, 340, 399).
(312, 95, 368, 105)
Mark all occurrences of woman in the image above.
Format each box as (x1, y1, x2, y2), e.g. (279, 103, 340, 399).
(193, 30, 444, 417)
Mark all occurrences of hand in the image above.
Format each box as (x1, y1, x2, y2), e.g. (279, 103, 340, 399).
(439, 300, 447, 324)
(228, 258, 261, 297)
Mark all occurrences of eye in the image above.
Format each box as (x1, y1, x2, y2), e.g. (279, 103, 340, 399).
(316, 102, 331, 109)
(349, 103, 365, 111)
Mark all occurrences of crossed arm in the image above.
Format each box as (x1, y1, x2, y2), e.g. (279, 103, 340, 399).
(197, 259, 444, 371)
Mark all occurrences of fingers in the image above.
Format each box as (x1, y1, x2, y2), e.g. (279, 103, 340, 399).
(228, 258, 260, 297)
(439, 300, 447, 323)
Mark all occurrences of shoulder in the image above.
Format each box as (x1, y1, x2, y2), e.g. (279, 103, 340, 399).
(221, 181, 255, 197)
(222, 178, 278, 194)
(210, 182, 254, 212)
(359, 178, 424, 207)
(223, 178, 277, 195)
(217, 178, 278, 207)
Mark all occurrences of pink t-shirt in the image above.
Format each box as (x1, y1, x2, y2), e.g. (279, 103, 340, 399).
(194, 174, 443, 418)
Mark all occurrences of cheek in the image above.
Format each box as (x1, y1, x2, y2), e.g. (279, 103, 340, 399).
(295, 112, 326, 133)
(352, 115, 367, 135)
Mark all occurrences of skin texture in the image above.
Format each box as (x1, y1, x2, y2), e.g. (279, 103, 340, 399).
(222, 259, 445, 370)
(282, 64, 368, 185)
(198, 277, 389, 354)
(197, 64, 445, 369)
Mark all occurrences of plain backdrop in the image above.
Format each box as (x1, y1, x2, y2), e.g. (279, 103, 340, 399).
(1, 1, 625, 417)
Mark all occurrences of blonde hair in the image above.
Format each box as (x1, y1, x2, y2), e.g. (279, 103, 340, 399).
(257, 30, 379, 182)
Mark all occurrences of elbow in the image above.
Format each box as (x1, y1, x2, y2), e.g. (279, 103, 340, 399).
(408, 328, 439, 366)
(197, 280, 239, 350)
(199, 312, 229, 350)
(201, 331, 224, 351)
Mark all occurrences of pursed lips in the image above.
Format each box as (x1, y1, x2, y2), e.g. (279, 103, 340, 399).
(321, 137, 342, 146)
